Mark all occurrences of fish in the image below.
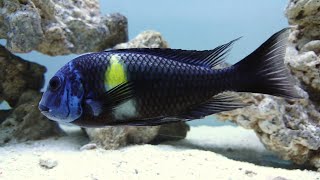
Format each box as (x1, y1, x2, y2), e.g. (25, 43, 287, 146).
(39, 28, 300, 127)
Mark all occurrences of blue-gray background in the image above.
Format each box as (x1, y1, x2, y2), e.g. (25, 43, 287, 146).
(1, 0, 288, 126)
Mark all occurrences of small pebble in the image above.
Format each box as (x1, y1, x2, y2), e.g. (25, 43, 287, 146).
(39, 158, 58, 169)
(272, 176, 289, 180)
(80, 143, 97, 151)
(245, 170, 257, 177)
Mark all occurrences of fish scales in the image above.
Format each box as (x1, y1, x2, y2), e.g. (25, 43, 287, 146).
(39, 28, 301, 127)
(73, 52, 220, 119)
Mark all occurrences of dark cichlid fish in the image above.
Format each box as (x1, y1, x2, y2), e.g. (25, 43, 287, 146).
(39, 28, 300, 127)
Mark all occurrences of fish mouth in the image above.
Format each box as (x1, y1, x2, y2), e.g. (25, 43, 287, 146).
(38, 103, 64, 121)
(38, 104, 52, 119)
(40, 110, 51, 118)
(39, 109, 65, 122)
(39, 104, 49, 112)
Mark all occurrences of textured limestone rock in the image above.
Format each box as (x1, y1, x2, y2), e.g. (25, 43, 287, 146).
(217, 91, 320, 165)
(217, 0, 320, 169)
(0, 45, 62, 144)
(84, 31, 189, 150)
(0, 90, 62, 144)
(114, 30, 168, 49)
(151, 122, 190, 144)
(286, 0, 320, 39)
(285, 0, 320, 105)
(39, 153, 58, 169)
(39, 158, 58, 169)
(86, 126, 160, 150)
(0, 44, 45, 107)
(0, 0, 128, 55)
(86, 123, 190, 150)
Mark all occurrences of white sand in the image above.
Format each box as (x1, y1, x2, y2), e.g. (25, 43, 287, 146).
(0, 125, 319, 180)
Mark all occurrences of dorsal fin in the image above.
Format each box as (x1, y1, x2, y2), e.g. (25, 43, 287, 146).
(109, 38, 240, 68)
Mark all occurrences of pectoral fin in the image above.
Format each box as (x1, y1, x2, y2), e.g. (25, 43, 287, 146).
(84, 99, 102, 117)
(100, 82, 135, 111)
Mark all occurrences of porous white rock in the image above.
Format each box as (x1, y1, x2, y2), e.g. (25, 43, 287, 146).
(217, 0, 320, 169)
(39, 157, 58, 169)
(114, 30, 169, 49)
(0, 0, 128, 55)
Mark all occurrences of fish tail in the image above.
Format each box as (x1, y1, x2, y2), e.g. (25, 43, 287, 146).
(231, 28, 300, 99)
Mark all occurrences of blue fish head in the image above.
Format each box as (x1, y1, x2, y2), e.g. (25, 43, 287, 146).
(39, 64, 84, 123)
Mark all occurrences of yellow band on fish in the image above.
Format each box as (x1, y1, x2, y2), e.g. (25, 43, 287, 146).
(105, 55, 127, 89)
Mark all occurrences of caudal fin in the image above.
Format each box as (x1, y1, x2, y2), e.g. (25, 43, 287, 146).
(232, 28, 300, 99)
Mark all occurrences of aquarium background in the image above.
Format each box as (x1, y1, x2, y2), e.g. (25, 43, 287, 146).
(0, 0, 288, 126)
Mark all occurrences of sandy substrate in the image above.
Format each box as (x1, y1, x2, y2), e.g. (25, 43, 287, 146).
(0, 125, 319, 180)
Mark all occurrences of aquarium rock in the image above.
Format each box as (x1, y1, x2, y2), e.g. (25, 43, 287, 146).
(0, 90, 62, 144)
(217, 0, 320, 169)
(0, 45, 45, 107)
(86, 122, 190, 150)
(0, 45, 62, 144)
(39, 154, 58, 169)
(80, 143, 97, 151)
(151, 122, 190, 144)
(84, 31, 188, 150)
(0, 0, 128, 55)
(114, 30, 168, 49)
(286, 0, 320, 39)
(86, 126, 160, 150)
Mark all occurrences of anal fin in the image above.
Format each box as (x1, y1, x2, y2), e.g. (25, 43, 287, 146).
(108, 92, 247, 126)
(179, 92, 247, 120)
(105, 116, 185, 126)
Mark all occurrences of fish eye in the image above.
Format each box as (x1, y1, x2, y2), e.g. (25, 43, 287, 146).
(49, 76, 61, 91)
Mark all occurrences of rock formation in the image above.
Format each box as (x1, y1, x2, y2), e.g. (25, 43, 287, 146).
(217, 0, 320, 169)
(0, 45, 45, 106)
(0, 0, 128, 55)
(85, 31, 190, 150)
(286, 0, 320, 104)
(0, 90, 62, 144)
(114, 30, 169, 49)
(0, 45, 62, 144)
(0, 3, 189, 148)
(3, 0, 319, 169)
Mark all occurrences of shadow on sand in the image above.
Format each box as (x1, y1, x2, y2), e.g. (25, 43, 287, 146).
(165, 139, 315, 171)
